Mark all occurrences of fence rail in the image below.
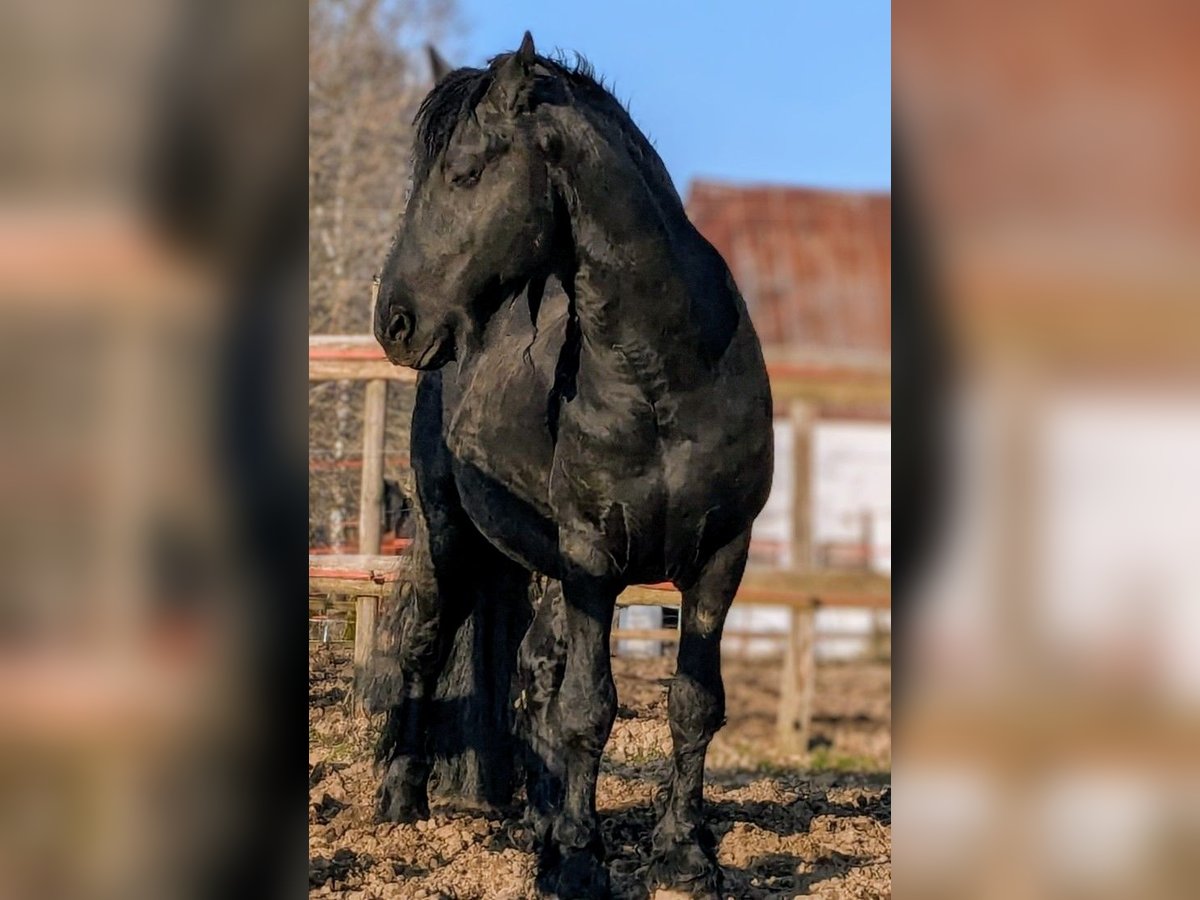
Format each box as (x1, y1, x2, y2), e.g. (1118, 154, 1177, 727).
(308, 553, 889, 609)
(310, 335, 891, 417)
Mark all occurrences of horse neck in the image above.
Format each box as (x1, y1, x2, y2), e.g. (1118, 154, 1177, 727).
(551, 112, 701, 357)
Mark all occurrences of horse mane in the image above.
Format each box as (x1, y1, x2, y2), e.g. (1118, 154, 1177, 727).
(411, 50, 680, 203)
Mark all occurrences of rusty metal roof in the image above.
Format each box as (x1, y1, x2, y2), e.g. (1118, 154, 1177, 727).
(685, 181, 891, 357)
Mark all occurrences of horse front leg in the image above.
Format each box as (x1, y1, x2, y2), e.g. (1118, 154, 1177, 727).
(516, 579, 568, 851)
(370, 564, 447, 822)
(372, 533, 531, 821)
(367, 489, 472, 822)
(649, 530, 750, 899)
(532, 574, 618, 899)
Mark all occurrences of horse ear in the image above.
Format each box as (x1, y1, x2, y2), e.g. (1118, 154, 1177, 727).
(427, 45, 453, 83)
(487, 31, 538, 115)
(517, 31, 536, 68)
(502, 31, 537, 80)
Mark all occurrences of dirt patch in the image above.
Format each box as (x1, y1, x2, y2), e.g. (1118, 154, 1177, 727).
(310, 645, 890, 898)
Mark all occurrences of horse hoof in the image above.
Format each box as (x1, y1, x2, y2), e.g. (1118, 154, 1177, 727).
(374, 792, 429, 823)
(375, 755, 431, 822)
(537, 848, 611, 899)
(518, 811, 551, 852)
(647, 833, 722, 899)
(375, 778, 429, 823)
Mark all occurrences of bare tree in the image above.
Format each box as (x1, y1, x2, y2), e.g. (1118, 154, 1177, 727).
(309, 0, 460, 547)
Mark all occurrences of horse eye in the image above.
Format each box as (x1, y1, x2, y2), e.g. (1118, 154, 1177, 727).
(452, 168, 482, 187)
(448, 160, 483, 188)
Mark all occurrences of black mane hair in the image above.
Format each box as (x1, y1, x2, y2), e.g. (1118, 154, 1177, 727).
(410, 50, 679, 200)
(411, 64, 491, 179)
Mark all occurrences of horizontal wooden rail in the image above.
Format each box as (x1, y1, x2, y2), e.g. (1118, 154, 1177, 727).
(310, 628, 886, 650)
(310, 454, 411, 471)
(309, 537, 825, 558)
(609, 627, 889, 644)
(308, 554, 890, 610)
(309, 335, 890, 417)
(310, 538, 412, 556)
(612, 628, 681, 642)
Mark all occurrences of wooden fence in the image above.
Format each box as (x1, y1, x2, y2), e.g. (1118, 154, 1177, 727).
(309, 331, 890, 753)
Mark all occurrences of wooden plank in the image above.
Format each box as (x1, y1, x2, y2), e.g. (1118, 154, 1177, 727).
(616, 584, 683, 607)
(615, 583, 807, 609)
(779, 400, 816, 752)
(778, 605, 817, 754)
(307, 554, 889, 595)
(790, 400, 815, 573)
(308, 555, 888, 608)
(309, 355, 889, 410)
(605, 627, 884, 645)
(358, 379, 388, 556)
(306, 579, 889, 608)
(310, 358, 417, 382)
(316, 601, 880, 649)
(736, 570, 891, 606)
(309, 577, 397, 598)
(309, 553, 405, 571)
(352, 330, 379, 715)
(309, 553, 407, 599)
(310, 333, 415, 381)
(309, 595, 357, 614)
(768, 376, 889, 415)
(309, 333, 382, 353)
(724, 627, 885, 642)
(613, 579, 889, 609)
(353, 596, 378, 714)
(307, 335, 889, 412)
(312, 355, 885, 408)
(610, 628, 679, 642)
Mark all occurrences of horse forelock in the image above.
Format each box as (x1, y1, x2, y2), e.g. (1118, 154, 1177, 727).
(411, 65, 492, 181)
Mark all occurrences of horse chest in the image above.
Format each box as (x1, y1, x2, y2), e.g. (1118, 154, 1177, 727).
(541, 384, 690, 580)
(437, 328, 768, 583)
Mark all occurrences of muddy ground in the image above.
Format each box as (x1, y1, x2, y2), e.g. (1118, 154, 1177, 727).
(310, 645, 890, 899)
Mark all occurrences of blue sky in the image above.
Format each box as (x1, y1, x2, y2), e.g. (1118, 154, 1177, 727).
(452, 0, 890, 194)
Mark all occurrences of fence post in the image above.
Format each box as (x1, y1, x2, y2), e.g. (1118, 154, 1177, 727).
(779, 601, 817, 753)
(358, 379, 388, 556)
(778, 400, 815, 753)
(353, 380, 387, 712)
(354, 594, 378, 671)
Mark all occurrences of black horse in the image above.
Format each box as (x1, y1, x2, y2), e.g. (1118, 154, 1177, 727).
(368, 33, 773, 898)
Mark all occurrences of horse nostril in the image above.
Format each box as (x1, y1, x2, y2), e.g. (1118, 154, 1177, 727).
(385, 308, 414, 344)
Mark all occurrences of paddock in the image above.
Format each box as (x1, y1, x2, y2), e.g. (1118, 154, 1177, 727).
(309, 642, 890, 898)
